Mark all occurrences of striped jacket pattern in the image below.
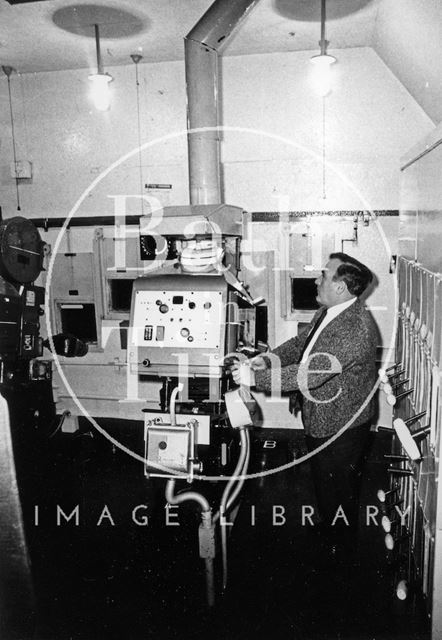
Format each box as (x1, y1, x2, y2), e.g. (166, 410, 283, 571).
(254, 299, 378, 438)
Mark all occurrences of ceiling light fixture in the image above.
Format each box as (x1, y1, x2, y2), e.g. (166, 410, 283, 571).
(310, 0, 336, 97)
(89, 24, 113, 111)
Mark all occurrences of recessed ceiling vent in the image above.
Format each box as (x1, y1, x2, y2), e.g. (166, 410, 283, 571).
(52, 5, 145, 39)
(274, 0, 373, 21)
(6, 0, 48, 3)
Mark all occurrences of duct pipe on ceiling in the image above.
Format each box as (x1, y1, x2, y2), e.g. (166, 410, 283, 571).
(185, 0, 259, 205)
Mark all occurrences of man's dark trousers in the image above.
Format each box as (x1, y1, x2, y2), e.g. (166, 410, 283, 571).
(306, 420, 372, 547)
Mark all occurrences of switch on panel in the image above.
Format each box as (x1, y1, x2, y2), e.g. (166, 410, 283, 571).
(144, 325, 153, 341)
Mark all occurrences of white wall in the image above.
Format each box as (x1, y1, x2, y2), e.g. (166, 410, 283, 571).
(0, 60, 189, 218)
(221, 47, 433, 211)
(374, 0, 442, 125)
(0, 46, 434, 427)
(0, 46, 434, 219)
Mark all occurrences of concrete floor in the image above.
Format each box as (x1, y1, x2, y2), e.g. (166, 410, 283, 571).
(12, 421, 431, 640)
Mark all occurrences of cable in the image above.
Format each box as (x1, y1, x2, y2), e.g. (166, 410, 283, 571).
(225, 428, 251, 512)
(221, 429, 250, 592)
(165, 478, 210, 513)
(169, 383, 183, 426)
(2, 66, 21, 212)
(165, 479, 215, 607)
(48, 410, 71, 439)
(213, 426, 250, 525)
(321, 96, 326, 201)
(130, 54, 144, 216)
(212, 427, 251, 591)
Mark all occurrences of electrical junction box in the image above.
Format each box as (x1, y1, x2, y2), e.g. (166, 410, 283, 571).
(144, 419, 198, 479)
(142, 411, 210, 445)
(10, 160, 32, 179)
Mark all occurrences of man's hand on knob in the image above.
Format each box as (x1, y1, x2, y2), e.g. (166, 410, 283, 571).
(231, 360, 256, 387)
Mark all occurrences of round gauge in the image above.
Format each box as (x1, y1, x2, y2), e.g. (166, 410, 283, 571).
(180, 328, 190, 338)
(159, 304, 169, 314)
(0, 217, 44, 284)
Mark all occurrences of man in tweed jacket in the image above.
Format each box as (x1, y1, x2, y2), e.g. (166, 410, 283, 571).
(233, 252, 378, 550)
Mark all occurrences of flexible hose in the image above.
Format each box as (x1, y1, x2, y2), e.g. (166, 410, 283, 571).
(204, 558, 215, 608)
(213, 427, 250, 524)
(169, 383, 184, 426)
(224, 429, 251, 513)
(212, 427, 250, 592)
(165, 479, 210, 513)
(165, 479, 215, 606)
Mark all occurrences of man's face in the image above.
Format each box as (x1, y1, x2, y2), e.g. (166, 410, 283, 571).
(315, 258, 343, 308)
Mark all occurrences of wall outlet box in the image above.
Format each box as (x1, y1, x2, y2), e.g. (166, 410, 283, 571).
(10, 160, 32, 179)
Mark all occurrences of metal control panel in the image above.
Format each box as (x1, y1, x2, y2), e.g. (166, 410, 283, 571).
(131, 289, 222, 350)
(129, 275, 231, 377)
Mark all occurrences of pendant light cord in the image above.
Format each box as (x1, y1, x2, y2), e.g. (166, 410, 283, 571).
(320, 0, 326, 53)
(322, 96, 326, 201)
(3, 67, 21, 211)
(132, 56, 144, 216)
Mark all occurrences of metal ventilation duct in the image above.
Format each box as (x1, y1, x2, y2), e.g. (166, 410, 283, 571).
(185, 0, 260, 205)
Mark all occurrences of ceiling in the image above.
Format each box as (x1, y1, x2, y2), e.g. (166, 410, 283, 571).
(0, 0, 440, 123)
(0, 0, 380, 71)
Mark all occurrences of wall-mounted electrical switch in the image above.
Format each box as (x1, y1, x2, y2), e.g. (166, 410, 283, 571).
(10, 160, 33, 179)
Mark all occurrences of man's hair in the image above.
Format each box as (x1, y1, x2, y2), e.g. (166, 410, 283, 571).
(329, 252, 373, 297)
